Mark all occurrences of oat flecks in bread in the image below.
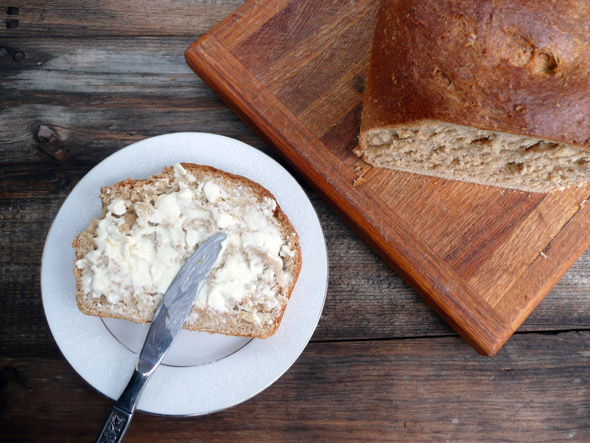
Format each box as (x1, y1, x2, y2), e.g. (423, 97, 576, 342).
(358, 0, 590, 193)
(73, 163, 302, 339)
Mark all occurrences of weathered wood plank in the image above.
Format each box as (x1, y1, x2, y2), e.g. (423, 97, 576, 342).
(0, 38, 209, 101)
(1, 332, 589, 441)
(0, 104, 268, 164)
(0, 38, 274, 164)
(0, 1, 244, 38)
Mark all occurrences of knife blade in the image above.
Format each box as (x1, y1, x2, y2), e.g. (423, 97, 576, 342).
(96, 232, 226, 443)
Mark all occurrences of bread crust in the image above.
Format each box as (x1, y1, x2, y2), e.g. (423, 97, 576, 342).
(72, 163, 302, 339)
(359, 0, 590, 151)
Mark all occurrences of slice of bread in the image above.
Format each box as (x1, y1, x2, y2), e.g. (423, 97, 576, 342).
(73, 163, 301, 339)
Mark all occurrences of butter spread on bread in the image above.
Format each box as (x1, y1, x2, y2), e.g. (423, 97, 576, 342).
(73, 163, 301, 339)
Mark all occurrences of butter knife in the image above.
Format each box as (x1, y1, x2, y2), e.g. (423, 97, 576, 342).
(96, 232, 226, 443)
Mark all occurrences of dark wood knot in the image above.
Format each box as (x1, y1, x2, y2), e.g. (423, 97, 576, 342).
(0, 365, 31, 391)
(34, 125, 67, 160)
(5, 19, 18, 29)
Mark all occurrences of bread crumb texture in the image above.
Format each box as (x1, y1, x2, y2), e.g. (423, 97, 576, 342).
(362, 122, 590, 192)
(73, 163, 301, 339)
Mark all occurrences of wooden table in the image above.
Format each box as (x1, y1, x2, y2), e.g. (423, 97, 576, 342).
(1, 1, 589, 440)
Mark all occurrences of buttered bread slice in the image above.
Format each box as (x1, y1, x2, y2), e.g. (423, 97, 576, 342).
(73, 163, 301, 338)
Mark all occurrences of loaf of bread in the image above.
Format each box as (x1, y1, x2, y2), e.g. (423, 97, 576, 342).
(357, 0, 590, 192)
(73, 163, 301, 339)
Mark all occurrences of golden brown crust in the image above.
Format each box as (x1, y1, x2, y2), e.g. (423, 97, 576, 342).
(72, 163, 302, 338)
(360, 0, 590, 150)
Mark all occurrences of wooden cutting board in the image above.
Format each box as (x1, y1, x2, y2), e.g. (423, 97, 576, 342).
(185, 0, 590, 355)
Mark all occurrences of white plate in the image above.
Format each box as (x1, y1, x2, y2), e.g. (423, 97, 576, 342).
(41, 133, 328, 416)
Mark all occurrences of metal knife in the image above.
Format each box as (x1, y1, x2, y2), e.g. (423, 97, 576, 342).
(96, 232, 226, 443)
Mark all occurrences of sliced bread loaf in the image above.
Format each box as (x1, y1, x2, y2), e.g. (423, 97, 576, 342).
(73, 163, 301, 339)
(358, 0, 590, 192)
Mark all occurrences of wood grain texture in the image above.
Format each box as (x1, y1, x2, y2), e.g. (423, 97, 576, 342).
(185, 0, 590, 355)
(0, 37, 264, 165)
(0, 0, 243, 38)
(2, 333, 589, 441)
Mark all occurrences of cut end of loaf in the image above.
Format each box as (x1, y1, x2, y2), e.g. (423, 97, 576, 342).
(358, 122, 590, 193)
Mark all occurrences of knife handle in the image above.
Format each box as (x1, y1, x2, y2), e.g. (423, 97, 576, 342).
(96, 406, 133, 443)
(96, 370, 149, 443)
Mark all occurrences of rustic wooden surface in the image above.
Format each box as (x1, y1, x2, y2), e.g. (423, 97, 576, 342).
(185, 0, 590, 356)
(1, 0, 589, 440)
